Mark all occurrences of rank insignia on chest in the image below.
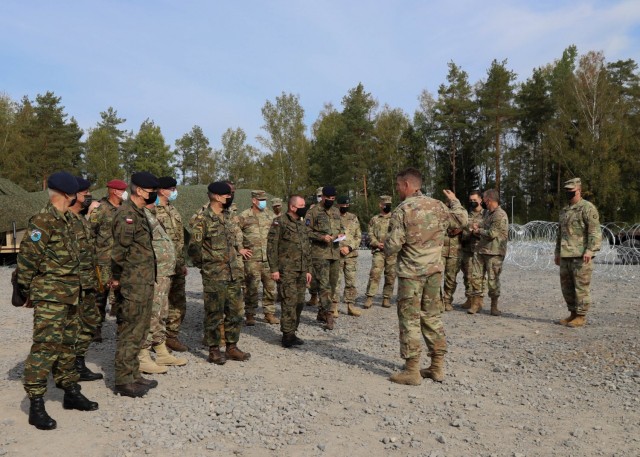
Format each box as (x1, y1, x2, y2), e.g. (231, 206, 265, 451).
(30, 230, 42, 242)
(125, 218, 134, 224)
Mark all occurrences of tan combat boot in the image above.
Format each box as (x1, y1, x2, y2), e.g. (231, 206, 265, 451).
(316, 309, 327, 322)
(382, 298, 391, 308)
(490, 297, 501, 316)
(443, 300, 453, 312)
(138, 348, 168, 374)
(245, 313, 256, 326)
(264, 313, 280, 325)
(559, 311, 577, 326)
(331, 302, 339, 318)
(226, 343, 251, 361)
(389, 357, 422, 386)
(461, 297, 472, 309)
(467, 296, 483, 315)
(567, 315, 586, 328)
(347, 304, 362, 317)
(154, 342, 188, 366)
(324, 312, 335, 330)
(306, 294, 319, 307)
(363, 296, 373, 309)
(420, 355, 445, 382)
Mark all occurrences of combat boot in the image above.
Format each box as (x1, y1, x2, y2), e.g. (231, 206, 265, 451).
(382, 297, 392, 308)
(264, 313, 280, 325)
(28, 397, 57, 430)
(115, 383, 149, 398)
(347, 304, 362, 317)
(567, 315, 586, 328)
(306, 293, 319, 307)
(62, 383, 99, 411)
(363, 296, 373, 309)
(316, 309, 327, 322)
(135, 376, 158, 389)
(282, 333, 296, 348)
(292, 334, 305, 346)
(226, 343, 251, 361)
(92, 325, 103, 343)
(154, 342, 188, 366)
(389, 357, 422, 386)
(443, 300, 454, 312)
(331, 302, 339, 318)
(420, 355, 445, 382)
(138, 348, 168, 374)
(75, 356, 103, 381)
(559, 311, 577, 326)
(245, 313, 256, 326)
(467, 296, 483, 315)
(490, 297, 501, 316)
(460, 297, 472, 309)
(166, 336, 188, 352)
(324, 312, 335, 330)
(208, 346, 227, 365)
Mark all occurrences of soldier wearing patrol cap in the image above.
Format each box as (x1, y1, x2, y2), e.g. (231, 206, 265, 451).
(364, 195, 397, 308)
(271, 198, 283, 216)
(555, 178, 601, 328)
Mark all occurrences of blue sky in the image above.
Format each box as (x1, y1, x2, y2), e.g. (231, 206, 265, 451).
(2, 0, 639, 150)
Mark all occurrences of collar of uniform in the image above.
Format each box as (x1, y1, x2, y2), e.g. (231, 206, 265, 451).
(124, 198, 146, 216)
(46, 201, 67, 221)
(286, 212, 299, 223)
(409, 190, 423, 198)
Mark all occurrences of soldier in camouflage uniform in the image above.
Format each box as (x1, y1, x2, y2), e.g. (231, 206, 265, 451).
(69, 177, 104, 382)
(440, 222, 462, 312)
(267, 195, 312, 347)
(89, 178, 128, 342)
(188, 182, 251, 365)
(305, 187, 324, 307)
(364, 195, 397, 308)
(332, 196, 362, 317)
(555, 178, 601, 328)
(271, 197, 284, 304)
(384, 168, 467, 386)
(110, 172, 160, 398)
(17, 171, 99, 430)
(155, 177, 189, 352)
(305, 186, 344, 330)
(468, 189, 509, 316)
(459, 191, 485, 309)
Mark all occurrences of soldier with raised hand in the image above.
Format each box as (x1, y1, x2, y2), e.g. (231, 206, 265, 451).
(555, 178, 601, 328)
(333, 196, 362, 317)
(384, 168, 467, 386)
(89, 178, 128, 342)
(238, 190, 280, 326)
(459, 190, 485, 309)
(110, 171, 160, 398)
(305, 187, 325, 307)
(267, 195, 312, 347)
(188, 182, 251, 365)
(305, 185, 344, 330)
(155, 176, 189, 352)
(17, 171, 99, 430)
(468, 189, 509, 316)
(364, 195, 397, 309)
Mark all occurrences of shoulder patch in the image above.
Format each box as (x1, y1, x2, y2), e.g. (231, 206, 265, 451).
(30, 230, 42, 242)
(305, 219, 310, 226)
(125, 218, 134, 224)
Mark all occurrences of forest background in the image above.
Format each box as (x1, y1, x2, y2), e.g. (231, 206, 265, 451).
(1, 45, 639, 227)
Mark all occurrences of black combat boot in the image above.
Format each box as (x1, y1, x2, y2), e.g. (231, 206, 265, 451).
(75, 356, 104, 381)
(62, 384, 99, 411)
(282, 333, 295, 348)
(135, 376, 158, 389)
(28, 397, 57, 430)
(115, 383, 149, 398)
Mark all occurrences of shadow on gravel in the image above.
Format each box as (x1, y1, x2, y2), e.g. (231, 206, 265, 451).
(448, 305, 557, 324)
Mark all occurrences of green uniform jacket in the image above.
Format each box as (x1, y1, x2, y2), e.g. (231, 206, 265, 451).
(155, 203, 185, 273)
(267, 212, 311, 273)
(339, 212, 361, 258)
(368, 213, 392, 251)
(17, 203, 81, 305)
(238, 207, 275, 262)
(384, 191, 467, 279)
(305, 204, 344, 260)
(476, 206, 508, 256)
(70, 211, 98, 290)
(555, 199, 601, 258)
(89, 197, 119, 266)
(461, 210, 485, 253)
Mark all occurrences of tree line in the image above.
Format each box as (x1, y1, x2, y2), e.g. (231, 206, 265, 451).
(1, 45, 639, 225)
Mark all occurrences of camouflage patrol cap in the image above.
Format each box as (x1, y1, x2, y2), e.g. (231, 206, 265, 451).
(564, 178, 581, 190)
(271, 198, 283, 207)
(380, 195, 392, 204)
(251, 190, 267, 200)
(316, 187, 323, 197)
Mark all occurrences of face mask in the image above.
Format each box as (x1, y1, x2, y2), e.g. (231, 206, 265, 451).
(121, 190, 128, 201)
(481, 202, 487, 210)
(383, 204, 391, 213)
(68, 194, 77, 207)
(224, 194, 234, 209)
(155, 196, 161, 206)
(295, 207, 308, 218)
(316, 196, 322, 203)
(168, 190, 178, 201)
(323, 199, 334, 209)
(144, 191, 157, 205)
(566, 191, 576, 200)
(258, 200, 267, 210)
(469, 201, 479, 209)
(82, 195, 93, 209)
(339, 207, 349, 214)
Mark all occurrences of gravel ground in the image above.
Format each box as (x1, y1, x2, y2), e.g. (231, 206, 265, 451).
(0, 251, 639, 457)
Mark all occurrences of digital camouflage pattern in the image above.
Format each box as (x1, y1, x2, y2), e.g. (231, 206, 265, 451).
(333, 212, 361, 305)
(441, 229, 462, 305)
(460, 210, 485, 298)
(366, 213, 396, 299)
(470, 254, 503, 298)
(470, 206, 508, 298)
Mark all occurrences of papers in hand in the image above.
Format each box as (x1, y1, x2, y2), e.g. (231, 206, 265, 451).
(333, 235, 346, 243)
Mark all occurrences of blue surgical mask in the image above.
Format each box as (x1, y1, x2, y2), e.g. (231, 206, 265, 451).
(258, 200, 267, 210)
(168, 190, 178, 201)
(155, 196, 161, 206)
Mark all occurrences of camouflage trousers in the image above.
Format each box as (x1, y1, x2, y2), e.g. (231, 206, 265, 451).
(470, 254, 504, 298)
(366, 251, 397, 299)
(244, 259, 277, 316)
(96, 263, 123, 323)
(114, 283, 153, 385)
(279, 271, 307, 334)
(203, 279, 244, 347)
(311, 258, 340, 313)
(461, 251, 485, 297)
(23, 301, 81, 398)
(75, 288, 101, 357)
(559, 257, 594, 315)
(396, 274, 447, 360)
(143, 276, 172, 350)
(166, 271, 187, 339)
(441, 255, 461, 304)
(331, 257, 357, 305)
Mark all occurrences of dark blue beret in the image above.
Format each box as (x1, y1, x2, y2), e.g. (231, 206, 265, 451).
(322, 186, 337, 197)
(158, 176, 177, 189)
(208, 181, 231, 195)
(337, 195, 349, 205)
(131, 171, 159, 189)
(48, 171, 79, 194)
(75, 177, 91, 192)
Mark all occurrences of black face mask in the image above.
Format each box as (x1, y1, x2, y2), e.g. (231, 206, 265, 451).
(323, 199, 334, 209)
(82, 195, 93, 209)
(144, 191, 157, 205)
(68, 194, 77, 207)
(383, 204, 391, 213)
(469, 201, 479, 209)
(224, 194, 234, 209)
(339, 207, 349, 214)
(481, 202, 487, 210)
(565, 191, 576, 200)
(295, 207, 307, 218)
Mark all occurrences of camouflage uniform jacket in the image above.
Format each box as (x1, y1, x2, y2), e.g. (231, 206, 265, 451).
(476, 206, 508, 256)
(70, 211, 98, 290)
(368, 213, 392, 252)
(267, 212, 311, 273)
(89, 197, 119, 267)
(461, 210, 485, 253)
(238, 207, 275, 262)
(305, 204, 344, 260)
(188, 207, 243, 286)
(555, 199, 601, 258)
(339, 212, 361, 258)
(145, 208, 177, 278)
(384, 191, 468, 279)
(111, 200, 156, 286)
(17, 203, 81, 305)
(155, 203, 185, 273)
(441, 229, 461, 258)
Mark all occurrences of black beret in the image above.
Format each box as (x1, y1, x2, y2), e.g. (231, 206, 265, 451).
(48, 171, 79, 194)
(208, 181, 232, 195)
(337, 195, 350, 205)
(322, 186, 337, 197)
(131, 171, 159, 189)
(75, 177, 91, 192)
(158, 176, 177, 189)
